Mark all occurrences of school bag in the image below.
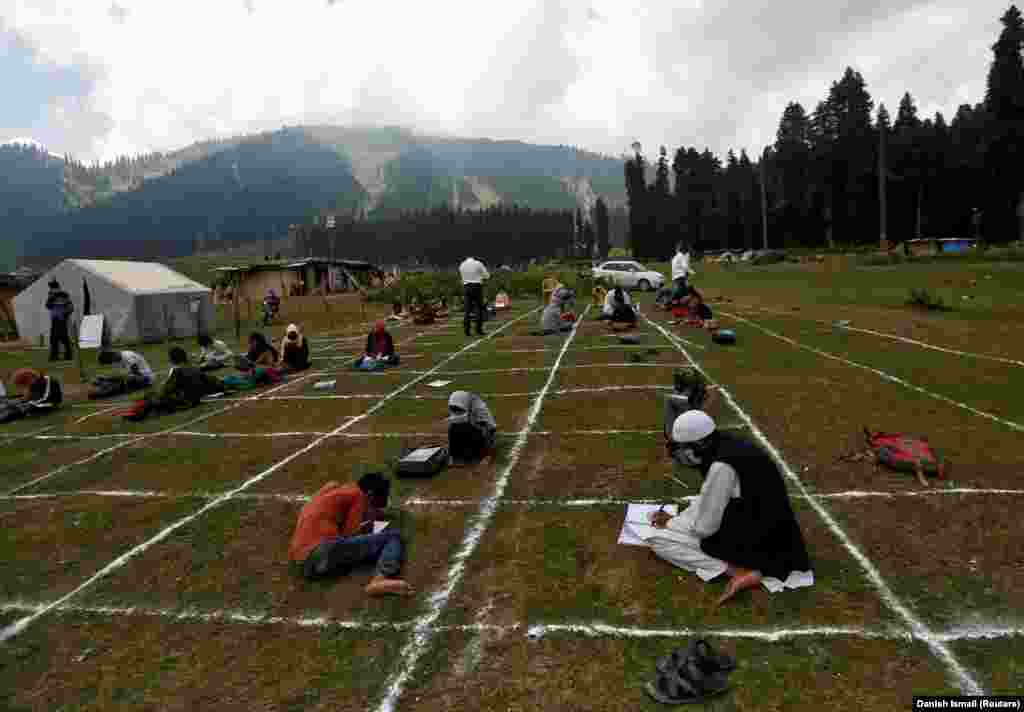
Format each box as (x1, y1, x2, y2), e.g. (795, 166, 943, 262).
(395, 446, 450, 478)
(865, 429, 946, 481)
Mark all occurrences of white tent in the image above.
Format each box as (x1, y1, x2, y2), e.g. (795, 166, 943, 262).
(14, 259, 213, 345)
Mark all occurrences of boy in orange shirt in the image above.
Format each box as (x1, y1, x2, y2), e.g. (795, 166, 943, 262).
(289, 473, 413, 597)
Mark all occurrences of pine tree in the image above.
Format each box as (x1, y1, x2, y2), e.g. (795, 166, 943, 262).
(595, 197, 611, 259)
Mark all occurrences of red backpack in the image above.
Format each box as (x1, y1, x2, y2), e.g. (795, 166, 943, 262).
(864, 429, 946, 484)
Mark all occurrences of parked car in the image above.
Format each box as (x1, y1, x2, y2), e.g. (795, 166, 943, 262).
(591, 261, 666, 291)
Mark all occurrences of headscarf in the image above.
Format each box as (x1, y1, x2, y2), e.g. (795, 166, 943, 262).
(447, 390, 496, 433)
(13, 368, 40, 387)
(281, 323, 304, 352)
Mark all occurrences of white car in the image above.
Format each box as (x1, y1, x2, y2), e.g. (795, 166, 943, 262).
(592, 261, 666, 291)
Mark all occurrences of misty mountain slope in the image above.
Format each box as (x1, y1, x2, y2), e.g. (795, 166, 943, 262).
(19, 130, 365, 263)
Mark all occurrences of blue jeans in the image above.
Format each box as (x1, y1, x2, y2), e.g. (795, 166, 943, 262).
(303, 529, 404, 580)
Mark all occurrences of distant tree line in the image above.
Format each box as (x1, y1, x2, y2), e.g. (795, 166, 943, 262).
(626, 5, 1024, 258)
(292, 205, 577, 267)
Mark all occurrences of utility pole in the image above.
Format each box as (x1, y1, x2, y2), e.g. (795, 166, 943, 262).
(760, 147, 769, 250)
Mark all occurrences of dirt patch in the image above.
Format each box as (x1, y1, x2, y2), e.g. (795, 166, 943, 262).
(555, 365, 677, 390)
(0, 495, 203, 601)
(408, 370, 548, 398)
(0, 611, 402, 712)
(350, 395, 535, 435)
(198, 399, 370, 434)
(0, 439, 112, 493)
(539, 391, 665, 432)
(58, 402, 226, 436)
(442, 504, 894, 631)
(82, 500, 472, 623)
(437, 350, 553, 372)
(28, 434, 316, 494)
(292, 370, 412, 396)
(404, 631, 953, 712)
(564, 348, 688, 367)
(827, 494, 1024, 628)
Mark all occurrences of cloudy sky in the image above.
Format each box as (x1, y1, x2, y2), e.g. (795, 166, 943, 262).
(0, 0, 1007, 163)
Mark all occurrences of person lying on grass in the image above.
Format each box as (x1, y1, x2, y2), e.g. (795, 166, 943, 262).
(648, 411, 813, 605)
(236, 332, 278, 371)
(353, 321, 400, 369)
(447, 390, 497, 466)
(127, 347, 224, 420)
(288, 473, 414, 597)
(196, 334, 233, 372)
(1, 368, 63, 423)
(278, 323, 311, 372)
(599, 286, 638, 326)
(91, 350, 155, 399)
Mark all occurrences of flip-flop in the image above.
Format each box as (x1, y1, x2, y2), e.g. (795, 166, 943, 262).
(656, 640, 736, 677)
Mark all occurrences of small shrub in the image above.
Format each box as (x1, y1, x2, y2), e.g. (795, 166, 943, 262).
(906, 287, 953, 311)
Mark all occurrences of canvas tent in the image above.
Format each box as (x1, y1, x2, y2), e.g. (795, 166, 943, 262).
(14, 259, 213, 345)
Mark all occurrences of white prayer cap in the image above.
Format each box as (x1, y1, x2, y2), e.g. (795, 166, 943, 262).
(672, 410, 716, 443)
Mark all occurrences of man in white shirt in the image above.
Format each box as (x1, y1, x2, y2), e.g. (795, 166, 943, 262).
(670, 242, 695, 303)
(98, 350, 155, 386)
(459, 257, 490, 337)
(648, 410, 813, 605)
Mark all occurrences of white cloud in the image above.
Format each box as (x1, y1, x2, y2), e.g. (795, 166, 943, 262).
(0, 0, 1007, 162)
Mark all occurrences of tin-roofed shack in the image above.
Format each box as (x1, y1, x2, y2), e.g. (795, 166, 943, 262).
(213, 258, 381, 303)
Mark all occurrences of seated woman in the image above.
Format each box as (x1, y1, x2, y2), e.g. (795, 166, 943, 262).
(354, 321, 400, 369)
(237, 332, 278, 371)
(534, 285, 575, 335)
(678, 287, 714, 327)
(279, 324, 311, 372)
(447, 391, 497, 465)
(123, 348, 224, 421)
(602, 286, 638, 327)
(387, 300, 406, 322)
(2, 369, 63, 423)
(197, 335, 234, 372)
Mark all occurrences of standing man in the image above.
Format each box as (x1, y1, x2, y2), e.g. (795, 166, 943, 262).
(671, 243, 695, 304)
(44, 280, 74, 362)
(459, 256, 490, 337)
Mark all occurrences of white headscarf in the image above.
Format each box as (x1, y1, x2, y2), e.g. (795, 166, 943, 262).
(448, 390, 496, 433)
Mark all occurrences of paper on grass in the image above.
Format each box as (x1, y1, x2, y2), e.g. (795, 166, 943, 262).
(426, 380, 452, 388)
(617, 503, 678, 547)
(373, 521, 390, 535)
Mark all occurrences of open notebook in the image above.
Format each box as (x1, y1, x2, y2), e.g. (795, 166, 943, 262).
(617, 504, 679, 547)
(373, 521, 390, 535)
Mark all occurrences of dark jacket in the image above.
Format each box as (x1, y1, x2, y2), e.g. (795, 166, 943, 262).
(45, 290, 74, 322)
(698, 431, 811, 580)
(281, 339, 311, 371)
(160, 366, 222, 408)
(29, 376, 63, 406)
(365, 331, 395, 357)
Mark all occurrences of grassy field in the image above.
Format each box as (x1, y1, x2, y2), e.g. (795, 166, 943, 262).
(1, 261, 1022, 711)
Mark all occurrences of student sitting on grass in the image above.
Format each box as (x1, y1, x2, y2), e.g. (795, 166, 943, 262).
(534, 285, 575, 335)
(278, 324, 311, 372)
(124, 348, 224, 420)
(236, 332, 278, 371)
(91, 350, 155, 399)
(354, 321, 400, 369)
(288, 473, 414, 597)
(680, 287, 714, 326)
(197, 334, 233, 371)
(1, 369, 63, 423)
(447, 391, 497, 465)
(649, 411, 813, 605)
(600, 286, 638, 325)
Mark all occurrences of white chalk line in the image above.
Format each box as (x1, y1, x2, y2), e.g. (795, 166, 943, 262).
(0, 308, 541, 644)
(6, 485, 1020, 506)
(374, 306, 591, 712)
(3, 370, 326, 497)
(741, 305, 1024, 368)
(2, 599, 1021, 645)
(723, 311, 1024, 436)
(646, 315, 986, 695)
(203, 385, 674, 402)
(402, 363, 685, 377)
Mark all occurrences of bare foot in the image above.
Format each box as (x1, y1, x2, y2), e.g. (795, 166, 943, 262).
(716, 568, 762, 606)
(365, 576, 416, 597)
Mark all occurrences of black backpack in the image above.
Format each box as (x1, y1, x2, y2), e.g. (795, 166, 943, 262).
(673, 368, 708, 410)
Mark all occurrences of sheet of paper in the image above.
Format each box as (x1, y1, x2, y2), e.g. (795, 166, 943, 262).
(617, 503, 678, 547)
(426, 380, 452, 388)
(373, 521, 390, 534)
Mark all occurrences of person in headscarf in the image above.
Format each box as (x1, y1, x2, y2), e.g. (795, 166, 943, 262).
(536, 284, 575, 335)
(647, 411, 813, 605)
(3, 368, 62, 423)
(262, 289, 281, 326)
(447, 390, 497, 465)
(279, 323, 311, 372)
(354, 321, 399, 369)
(238, 332, 278, 370)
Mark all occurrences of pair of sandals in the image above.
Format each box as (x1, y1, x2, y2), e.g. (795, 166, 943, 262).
(646, 639, 737, 705)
